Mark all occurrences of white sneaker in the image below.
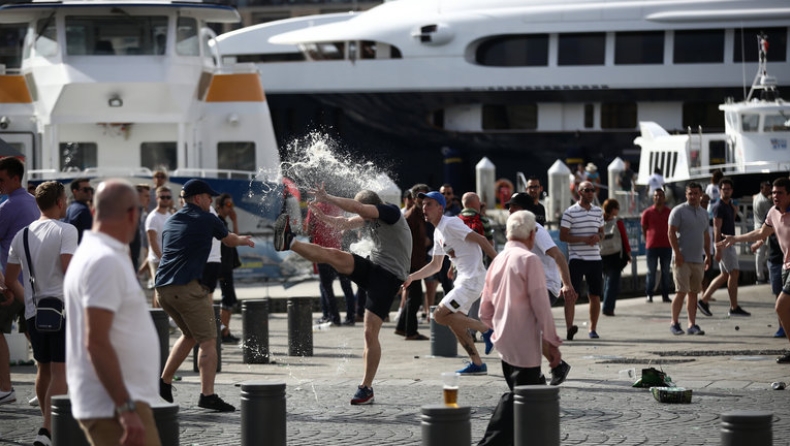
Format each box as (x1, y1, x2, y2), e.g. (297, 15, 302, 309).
(0, 388, 16, 405)
(29, 395, 39, 407)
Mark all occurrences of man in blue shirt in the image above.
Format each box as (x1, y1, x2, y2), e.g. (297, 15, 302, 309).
(64, 178, 93, 243)
(156, 179, 254, 412)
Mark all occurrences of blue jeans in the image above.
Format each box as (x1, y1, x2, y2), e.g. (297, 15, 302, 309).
(602, 259, 622, 313)
(646, 247, 672, 299)
(769, 261, 783, 297)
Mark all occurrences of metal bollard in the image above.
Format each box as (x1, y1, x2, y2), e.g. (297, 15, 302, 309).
(51, 395, 90, 446)
(241, 381, 286, 446)
(721, 411, 772, 446)
(149, 308, 170, 375)
(242, 299, 270, 364)
(152, 402, 179, 446)
(287, 297, 313, 356)
(430, 305, 457, 357)
(514, 385, 560, 446)
(193, 304, 222, 372)
(420, 404, 470, 446)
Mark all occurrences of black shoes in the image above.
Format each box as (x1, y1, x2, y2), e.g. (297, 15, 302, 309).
(566, 325, 578, 341)
(159, 378, 173, 403)
(198, 393, 236, 412)
(550, 360, 571, 386)
(697, 300, 712, 317)
(273, 214, 294, 251)
(221, 333, 240, 344)
(777, 352, 790, 364)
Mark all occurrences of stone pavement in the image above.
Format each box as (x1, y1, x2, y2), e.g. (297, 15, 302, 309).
(3, 282, 790, 445)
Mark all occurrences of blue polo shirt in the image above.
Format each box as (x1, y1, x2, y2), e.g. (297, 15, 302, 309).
(155, 203, 229, 287)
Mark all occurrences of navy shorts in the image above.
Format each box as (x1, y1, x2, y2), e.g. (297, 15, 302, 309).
(347, 254, 403, 320)
(569, 259, 603, 296)
(26, 317, 66, 363)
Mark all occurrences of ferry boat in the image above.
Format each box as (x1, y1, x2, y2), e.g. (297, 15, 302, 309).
(0, 0, 283, 235)
(216, 0, 790, 195)
(635, 34, 790, 195)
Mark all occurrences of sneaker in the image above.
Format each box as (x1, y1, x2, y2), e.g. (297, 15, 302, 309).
(405, 333, 429, 340)
(221, 333, 240, 344)
(29, 395, 39, 407)
(273, 214, 294, 252)
(774, 327, 786, 338)
(728, 306, 751, 317)
(33, 427, 51, 446)
(482, 328, 494, 355)
(550, 360, 571, 386)
(697, 300, 712, 317)
(662, 296, 672, 303)
(342, 319, 356, 326)
(686, 324, 705, 335)
(646, 296, 653, 303)
(670, 323, 684, 335)
(159, 378, 173, 403)
(457, 362, 488, 375)
(538, 374, 547, 385)
(350, 385, 374, 405)
(566, 325, 578, 341)
(198, 393, 235, 412)
(777, 352, 790, 364)
(588, 330, 599, 339)
(0, 388, 16, 405)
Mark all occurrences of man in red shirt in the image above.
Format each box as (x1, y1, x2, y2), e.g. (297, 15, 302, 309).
(641, 188, 672, 303)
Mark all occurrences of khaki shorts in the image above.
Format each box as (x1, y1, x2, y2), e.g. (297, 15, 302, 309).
(78, 401, 161, 446)
(157, 280, 216, 343)
(672, 262, 704, 294)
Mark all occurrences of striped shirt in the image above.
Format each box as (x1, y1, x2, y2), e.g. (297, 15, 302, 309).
(560, 202, 604, 261)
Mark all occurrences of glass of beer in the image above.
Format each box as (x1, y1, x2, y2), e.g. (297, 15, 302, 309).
(442, 372, 460, 407)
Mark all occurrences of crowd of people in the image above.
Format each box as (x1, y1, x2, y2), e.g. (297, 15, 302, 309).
(2, 156, 790, 445)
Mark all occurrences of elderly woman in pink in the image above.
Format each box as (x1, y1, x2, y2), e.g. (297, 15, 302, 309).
(477, 210, 564, 446)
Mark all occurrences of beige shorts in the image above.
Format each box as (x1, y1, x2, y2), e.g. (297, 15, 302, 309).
(672, 262, 704, 294)
(157, 280, 216, 342)
(78, 401, 161, 446)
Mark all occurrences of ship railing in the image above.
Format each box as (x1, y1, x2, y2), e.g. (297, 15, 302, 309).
(171, 167, 260, 180)
(27, 167, 155, 181)
(689, 160, 790, 178)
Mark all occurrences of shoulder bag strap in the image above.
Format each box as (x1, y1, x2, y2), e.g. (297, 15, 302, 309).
(23, 227, 39, 307)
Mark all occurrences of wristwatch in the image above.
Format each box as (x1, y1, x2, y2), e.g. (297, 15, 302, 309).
(115, 399, 137, 416)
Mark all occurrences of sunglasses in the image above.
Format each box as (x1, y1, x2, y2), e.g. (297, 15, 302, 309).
(580, 188, 595, 193)
(80, 187, 94, 193)
(158, 195, 172, 200)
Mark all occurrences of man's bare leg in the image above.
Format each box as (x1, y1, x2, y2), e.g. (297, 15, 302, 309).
(197, 338, 218, 396)
(701, 272, 728, 303)
(361, 310, 383, 388)
(776, 292, 790, 344)
(671, 292, 686, 325)
(291, 241, 355, 275)
(727, 270, 740, 309)
(434, 305, 486, 366)
(686, 292, 698, 327)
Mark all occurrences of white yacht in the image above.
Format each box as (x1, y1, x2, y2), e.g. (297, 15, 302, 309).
(216, 0, 790, 193)
(0, 0, 282, 235)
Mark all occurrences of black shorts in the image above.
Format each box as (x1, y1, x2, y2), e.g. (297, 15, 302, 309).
(201, 262, 221, 294)
(347, 254, 403, 320)
(569, 259, 603, 296)
(27, 317, 66, 363)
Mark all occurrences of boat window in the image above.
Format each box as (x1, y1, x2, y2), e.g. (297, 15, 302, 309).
(682, 103, 723, 131)
(218, 142, 255, 174)
(141, 142, 177, 171)
(235, 53, 305, 63)
(475, 34, 549, 67)
(673, 29, 724, 64)
(60, 142, 97, 171)
(482, 104, 538, 130)
(614, 31, 664, 65)
(558, 33, 605, 66)
(584, 104, 594, 128)
(361, 41, 376, 59)
(33, 18, 58, 58)
(65, 16, 168, 56)
(176, 17, 200, 56)
(741, 114, 759, 132)
(302, 42, 345, 61)
(0, 24, 26, 68)
(734, 28, 787, 63)
(600, 103, 636, 129)
(763, 114, 790, 132)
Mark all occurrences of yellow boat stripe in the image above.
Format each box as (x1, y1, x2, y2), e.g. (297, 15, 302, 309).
(204, 73, 265, 102)
(0, 75, 33, 103)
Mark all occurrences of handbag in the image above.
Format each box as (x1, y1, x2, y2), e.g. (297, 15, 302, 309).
(23, 228, 65, 333)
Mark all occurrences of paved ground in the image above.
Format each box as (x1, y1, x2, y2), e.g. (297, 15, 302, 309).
(2, 281, 790, 445)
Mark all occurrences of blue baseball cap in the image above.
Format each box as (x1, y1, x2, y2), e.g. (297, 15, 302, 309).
(182, 179, 219, 198)
(417, 190, 446, 208)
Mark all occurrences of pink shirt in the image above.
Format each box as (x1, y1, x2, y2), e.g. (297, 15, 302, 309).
(479, 240, 562, 368)
(765, 206, 790, 269)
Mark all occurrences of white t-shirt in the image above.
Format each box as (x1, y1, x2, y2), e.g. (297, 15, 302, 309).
(65, 231, 160, 419)
(532, 223, 561, 296)
(144, 209, 170, 262)
(8, 219, 78, 320)
(208, 206, 222, 263)
(431, 215, 486, 283)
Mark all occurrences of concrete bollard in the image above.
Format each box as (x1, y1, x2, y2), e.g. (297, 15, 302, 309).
(430, 306, 457, 357)
(514, 385, 560, 446)
(287, 297, 313, 356)
(152, 402, 179, 446)
(193, 304, 222, 373)
(241, 381, 286, 446)
(149, 308, 170, 376)
(51, 395, 90, 446)
(242, 299, 270, 364)
(420, 404, 470, 446)
(721, 411, 772, 446)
